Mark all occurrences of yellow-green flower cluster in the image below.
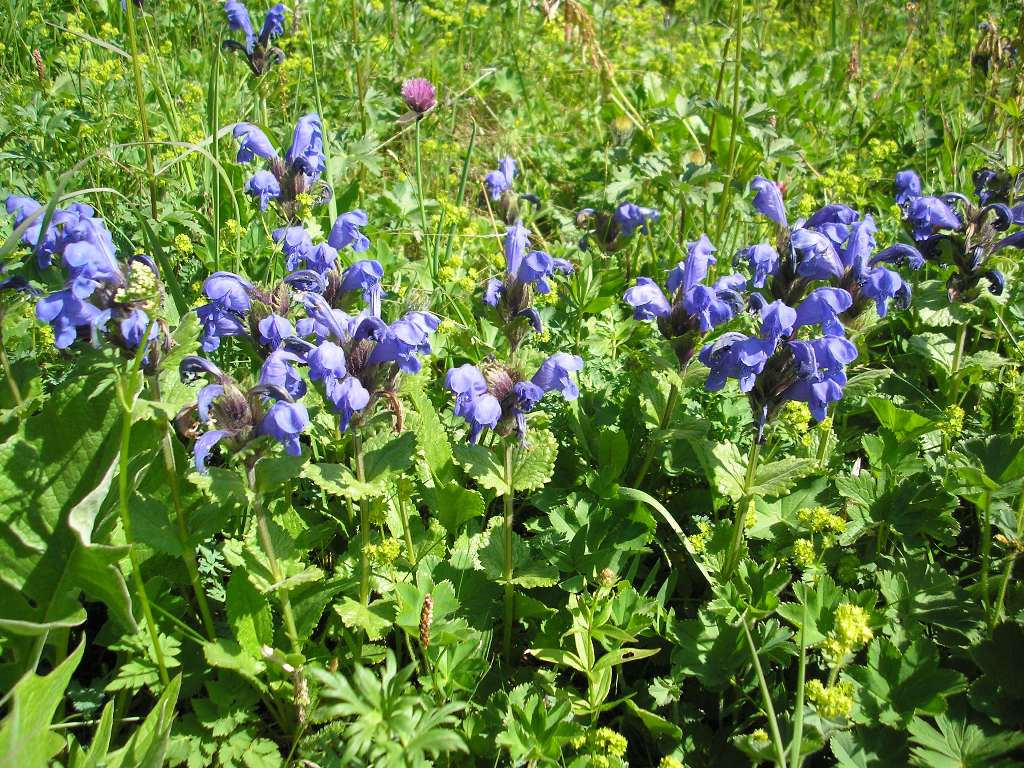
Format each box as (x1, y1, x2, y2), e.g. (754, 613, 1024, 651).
(806, 679, 855, 719)
(941, 404, 964, 439)
(174, 233, 194, 255)
(780, 401, 812, 435)
(798, 506, 846, 535)
(690, 519, 714, 554)
(658, 757, 684, 768)
(824, 603, 873, 660)
(366, 538, 401, 567)
(792, 538, 816, 569)
(572, 727, 627, 767)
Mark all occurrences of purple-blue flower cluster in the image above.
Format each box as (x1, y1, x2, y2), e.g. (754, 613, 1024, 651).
(5, 194, 161, 359)
(483, 157, 540, 225)
(188, 210, 437, 466)
(222, 1, 287, 75)
(178, 356, 309, 472)
(698, 287, 859, 432)
(577, 201, 660, 252)
(445, 353, 583, 442)
(623, 233, 745, 366)
(484, 221, 573, 349)
(737, 176, 921, 322)
(232, 114, 330, 221)
(895, 168, 1023, 302)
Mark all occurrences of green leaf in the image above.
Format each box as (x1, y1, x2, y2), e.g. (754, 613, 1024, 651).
(908, 714, 1024, 768)
(0, 640, 85, 765)
(403, 376, 455, 482)
(422, 482, 485, 534)
(868, 397, 938, 441)
(226, 571, 272, 656)
(452, 442, 506, 493)
(104, 674, 181, 768)
(204, 639, 265, 684)
(847, 637, 966, 728)
(510, 428, 557, 491)
(0, 364, 137, 652)
(706, 441, 747, 500)
(478, 521, 558, 588)
(831, 727, 909, 767)
(335, 597, 394, 641)
(254, 451, 307, 493)
(750, 457, 817, 498)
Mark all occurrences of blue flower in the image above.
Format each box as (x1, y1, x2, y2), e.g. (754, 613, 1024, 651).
(258, 313, 294, 349)
(328, 210, 370, 252)
(285, 113, 326, 179)
(258, 400, 309, 457)
(232, 123, 279, 163)
(756, 298, 797, 344)
(340, 259, 385, 316)
(485, 222, 572, 326)
(195, 430, 232, 473)
(35, 287, 107, 349)
(245, 170, 282, 211)
(530, 352, 584, 400)
(273, 226, 314, 270)
(120, 308, 157, 353)
(859, 267, 910, 317)
(906, 196, 962, 240)
(204, 271, 253, 313)
(698, 332, 771, 393)
(5, 195, 60, 267)
(445, 364, 501, 443)
(750, 176, 788, 227)
(737, 242, 780, 288)
(782, 337, 858, 421)
(367, 311, 439, 374)
(197, 304, 248, 352)
(614, 202, 660, 237)
(224, 0, 257, 52)
(791, 228, 844, 280)
(485, 157, 517, 200)
(259, 349, 307, 399)
(792, 287, 852, 336)
(803, 204, 860, 248)
(623, 277, 671, 320)
(895, 169, 921, 206)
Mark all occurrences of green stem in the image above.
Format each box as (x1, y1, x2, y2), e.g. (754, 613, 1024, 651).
(247, 465, 301, 654)
(397, 481, 416, 565)
(723, 438, 761, 579)
(352, 429, 372, 606)
(415, 118, 429, 267)
(979, 489, 993, 616)
(633, 382, 680, 489)
(741, 615, 787, 768)
(503, 441, 515, 664)
(949, 321, 968, 403)
(117, 378, 169, 687)
(789, 598, 808, 768)
(0, 329, 23, 408)
(991, 493, 1024, 629)
(124, 0, 158, 220)
(148, 376, 215, 640)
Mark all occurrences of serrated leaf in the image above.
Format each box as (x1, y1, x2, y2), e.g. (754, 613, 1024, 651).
(226, 571, 272, 656)
(510, 428, 557, 492)
(334, 597, 393, 641)
(204, 639, 265, 683)
(0, 640, 84, 765)
(453, 443, 507, 493)
(868, 398, 938, 442)
(750, 457, 817, 498)
(422, 483, 485, 534)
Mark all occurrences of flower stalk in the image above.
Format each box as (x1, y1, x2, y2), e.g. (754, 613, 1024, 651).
(503, 440, 515, 663)
(723, 438, 761, 580)
(246, 464, 301, 655)
(352, 428, 372, 606)
(116, 332, 169, 686)
(124, 0, 159, 220)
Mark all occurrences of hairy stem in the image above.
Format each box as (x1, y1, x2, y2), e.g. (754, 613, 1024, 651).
(991, 492, 1024, 629)
(503, 441, 515, 663)
(789, 597, 808, 768)
(117, 375, 169, 686)
(741, 615, 787, 768)
(247, 465, 301, 654)
(723, 438, 761, 579)
(352, 429, 372, 606)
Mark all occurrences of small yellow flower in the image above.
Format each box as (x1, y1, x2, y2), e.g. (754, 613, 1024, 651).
(806, 679, 855, 719)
